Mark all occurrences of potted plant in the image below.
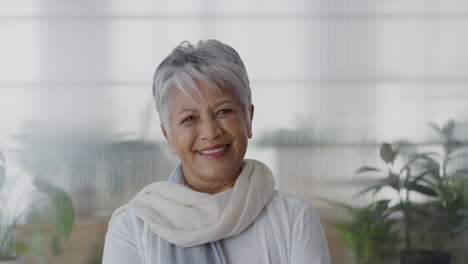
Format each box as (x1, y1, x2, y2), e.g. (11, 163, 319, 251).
(0, 150, 75, 263)
(334, 199, 398, 264)
(404, 120, 468, 264)
(355, 120, 468, 264)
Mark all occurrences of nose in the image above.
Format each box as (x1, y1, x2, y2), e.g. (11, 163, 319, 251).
(199, 117, 223, 141)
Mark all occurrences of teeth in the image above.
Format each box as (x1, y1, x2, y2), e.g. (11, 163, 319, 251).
(198, 146, 227, 154)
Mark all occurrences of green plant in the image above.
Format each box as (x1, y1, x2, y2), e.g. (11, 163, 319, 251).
(422, 120, 468, 246)
(335, 200, 399, 264)
(0, 150, 75, 261)
(86, 242, 104, 264)
(355, 120, 468, 252)
(355, 142, 433, 250)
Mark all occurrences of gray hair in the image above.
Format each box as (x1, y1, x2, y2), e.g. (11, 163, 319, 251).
(152, 39, 252, 132)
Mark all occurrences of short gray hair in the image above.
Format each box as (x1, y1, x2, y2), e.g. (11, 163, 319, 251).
(152, 39, 252, 131)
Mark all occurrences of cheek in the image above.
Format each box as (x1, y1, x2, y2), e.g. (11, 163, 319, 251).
(238, 118, 251, 136)
(170, 127, 195, 152)
(225, 118, 250, 139)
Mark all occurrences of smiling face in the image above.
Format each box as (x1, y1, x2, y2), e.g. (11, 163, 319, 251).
(161, 80, 254, 194)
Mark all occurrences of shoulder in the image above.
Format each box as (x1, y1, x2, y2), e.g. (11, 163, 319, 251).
(258, 191, 324, 239)
(256, 191, 331, 263)
(269, 192, 332, 263)
(265, 191, 321, 225)
(106, 209, 145, 241)
(270, 191, 312, 209)
(103, 210, 148, 264)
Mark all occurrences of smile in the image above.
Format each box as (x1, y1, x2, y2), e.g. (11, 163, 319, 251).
(196, 144, 230, 159)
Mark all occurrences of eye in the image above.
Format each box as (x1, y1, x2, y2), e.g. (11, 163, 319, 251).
(181, 116, 196, 124)
(216, 109, 233, 116)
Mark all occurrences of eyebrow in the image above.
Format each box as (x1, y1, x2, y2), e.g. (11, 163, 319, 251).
(213, 99, 234, 108)
(177, 108, 197, 117)
(177, 99, 235, 117)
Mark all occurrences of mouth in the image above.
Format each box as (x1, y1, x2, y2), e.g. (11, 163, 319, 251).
(195, 144, 230, 159)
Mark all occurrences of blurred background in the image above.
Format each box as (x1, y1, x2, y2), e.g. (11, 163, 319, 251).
(1, 0, 468, 263)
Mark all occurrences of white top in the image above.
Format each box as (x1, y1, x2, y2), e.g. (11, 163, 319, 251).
(103, 190, 331, 264)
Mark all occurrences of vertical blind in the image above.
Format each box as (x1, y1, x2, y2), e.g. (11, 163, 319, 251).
(1, 0, 468, 219)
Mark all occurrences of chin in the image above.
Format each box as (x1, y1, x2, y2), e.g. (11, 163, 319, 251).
(201, 160, 241, 179)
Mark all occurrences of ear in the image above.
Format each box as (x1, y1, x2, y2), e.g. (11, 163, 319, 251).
(248, 104, 254, 139)
(249, 104, 254, 122)
(161, 124, 177, 154)
(161, 124, 169, 142)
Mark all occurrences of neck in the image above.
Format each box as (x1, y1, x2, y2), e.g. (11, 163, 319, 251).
(182, 167, 242, 194)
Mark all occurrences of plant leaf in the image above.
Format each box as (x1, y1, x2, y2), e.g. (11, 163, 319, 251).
(392, 202, 429, 217)
(355, 182, 385, 197)
(407, 183, 438, 196)
(380, 143, 396, 164)
(334, 199, 398, 263)
(33, 177, 75, 239)
(402, 152, 440, 172)
(52, 189, 75, 238)
(355, 174, 400, 197)
(355, 166, 381, 174)
(442, 119, 455, 138)
(428, 122, 442, 135)
(388, 173, 401, 191)
(51, 235, 61, 256)
(370, 200, 391, 221)
(11, 240, 29, 256)
(410, 170, 431, 185)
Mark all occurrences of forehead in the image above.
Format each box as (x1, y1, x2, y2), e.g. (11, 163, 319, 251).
(168, 80, 240, 110)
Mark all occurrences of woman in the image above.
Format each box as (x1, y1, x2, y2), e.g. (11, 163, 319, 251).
(102, 39, 331, 264)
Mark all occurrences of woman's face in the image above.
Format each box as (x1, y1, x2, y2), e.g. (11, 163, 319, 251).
(161, 80, 253, 193)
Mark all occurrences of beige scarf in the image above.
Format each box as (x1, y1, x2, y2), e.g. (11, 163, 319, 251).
(109, 159, 275, 247)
